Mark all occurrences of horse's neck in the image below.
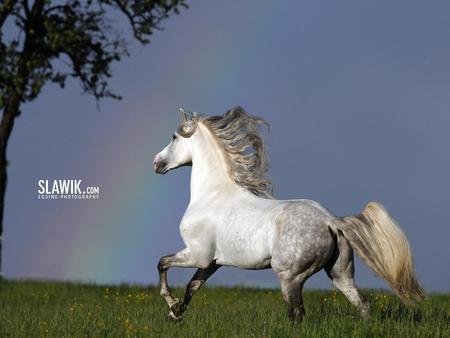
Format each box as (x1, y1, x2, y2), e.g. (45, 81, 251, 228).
(189, 125, 240, 203)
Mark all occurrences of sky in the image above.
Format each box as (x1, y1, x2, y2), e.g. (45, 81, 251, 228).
(3, 0, 450, 291)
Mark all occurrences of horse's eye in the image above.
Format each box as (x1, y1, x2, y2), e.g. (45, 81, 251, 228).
(172, 134, 177, 140)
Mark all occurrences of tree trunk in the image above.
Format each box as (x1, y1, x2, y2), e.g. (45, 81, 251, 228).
(0, 0, 45, 275)
(0, 92, 20, 275)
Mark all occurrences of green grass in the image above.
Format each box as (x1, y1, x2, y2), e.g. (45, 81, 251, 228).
(0, 279, 448, 337)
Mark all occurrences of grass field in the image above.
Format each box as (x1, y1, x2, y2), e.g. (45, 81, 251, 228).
(0, 279, 448, 337)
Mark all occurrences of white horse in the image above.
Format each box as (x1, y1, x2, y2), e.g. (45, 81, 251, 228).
(153, 107, 423, 322)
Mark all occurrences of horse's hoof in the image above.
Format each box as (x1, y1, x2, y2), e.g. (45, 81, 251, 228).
(166, 310, 182, 322)
(288, 308, 305, 323)
(288, 315, 304, 323)
(356, 302, 370, 319)
(170, 300, 188, 317)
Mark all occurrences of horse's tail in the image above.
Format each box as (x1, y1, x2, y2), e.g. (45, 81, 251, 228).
(331, 202, 424, 305)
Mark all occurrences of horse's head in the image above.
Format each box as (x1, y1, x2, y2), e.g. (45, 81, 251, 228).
(153, 109, 199, 174)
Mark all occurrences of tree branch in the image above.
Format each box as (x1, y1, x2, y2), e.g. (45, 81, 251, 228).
(112, 0, 146, 43)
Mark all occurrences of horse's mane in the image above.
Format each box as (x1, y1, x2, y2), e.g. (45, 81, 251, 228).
(179, 107, 273, 198)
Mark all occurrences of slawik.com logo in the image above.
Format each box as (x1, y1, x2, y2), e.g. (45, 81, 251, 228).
(37, 179, 100, 200)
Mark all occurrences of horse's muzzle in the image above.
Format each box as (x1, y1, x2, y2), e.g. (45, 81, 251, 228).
(153, 156, 168, 174)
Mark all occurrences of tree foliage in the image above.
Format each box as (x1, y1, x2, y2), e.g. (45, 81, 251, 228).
(0, 0, 188, 110)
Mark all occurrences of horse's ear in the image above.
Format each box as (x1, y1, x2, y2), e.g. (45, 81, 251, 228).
(179, 108, 189, 122)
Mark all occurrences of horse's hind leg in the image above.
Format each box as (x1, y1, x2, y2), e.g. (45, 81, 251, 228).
(324, 230, 369, 317)
(278, 271, 312, 322)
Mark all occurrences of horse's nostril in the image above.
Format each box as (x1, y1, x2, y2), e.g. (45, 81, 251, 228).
(153, 159, 167, 174)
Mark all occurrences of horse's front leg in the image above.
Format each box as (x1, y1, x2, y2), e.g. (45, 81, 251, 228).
(157, 248, 209, 321)
(180, 261, 220, 315)
(157, 254, 180, 310)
